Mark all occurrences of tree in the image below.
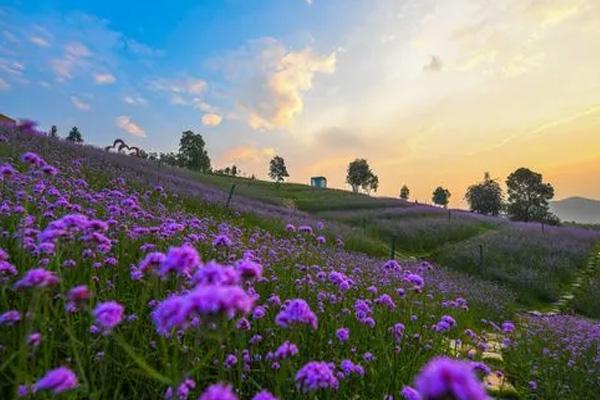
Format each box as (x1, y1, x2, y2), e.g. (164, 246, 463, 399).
(400, 185, 410, 200)
(346, 159, 379, 194)
(231, 165, 238, 177)
(159, 152, 179, 167)
(49, 125, 58, 138)
(506, 167, 555, 222)
(66, 126, 83, 143)
(432, 186, 451, 208)
(268, 155, 289, 183)
(465, 172, 503, 215)
(177, 130, 211, 172)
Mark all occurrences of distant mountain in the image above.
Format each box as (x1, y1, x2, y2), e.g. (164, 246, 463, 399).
(550, 197, 600, 224)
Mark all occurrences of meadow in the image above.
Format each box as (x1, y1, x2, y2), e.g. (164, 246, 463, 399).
(1, 125, 600, 399)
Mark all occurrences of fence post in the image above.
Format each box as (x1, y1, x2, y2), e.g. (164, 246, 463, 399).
(390, 236, 396, 260)
(226, 183, 237, 208)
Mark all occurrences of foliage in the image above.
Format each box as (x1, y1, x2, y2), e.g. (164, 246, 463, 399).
(432, 186, 451, 208)
(177, 130, 211, 172)
(505, 167, 555, 223)
(400, 185, 410, 200)
(268, 156, 289, 183)
(0, 127, 504, 399)
(465, 173, 503, 216)
(432, 224, 600, 306)
(66, 126, 83, 143)
(346, 159, 378, 194)
(49, 125, 58, 138)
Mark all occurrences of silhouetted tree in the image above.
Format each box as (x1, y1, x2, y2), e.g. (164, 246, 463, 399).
(400, 185, 410, 200)
(160, 152, 179, 166)
(432, 186, 451, 208)
(346, 158, 378, 194)
(66, 126, 83, 143)
(465, 172, 503, 215)
(506, 167, 555, 222)
(177, 130, 211, 172)
(268, 156, 289, 183)
(231, 165, 238, 177)
(49, 125, 58, 138)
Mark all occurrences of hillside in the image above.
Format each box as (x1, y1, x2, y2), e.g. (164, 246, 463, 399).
(551, 196, 600, 224)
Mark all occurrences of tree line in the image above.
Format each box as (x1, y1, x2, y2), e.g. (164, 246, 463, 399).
(47, 125, 559, 224)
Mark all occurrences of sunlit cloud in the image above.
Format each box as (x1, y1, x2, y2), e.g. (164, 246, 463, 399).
(202, 113, 222, 127)
(116, 115, 146, 138)
(70, 95, 91, 111)
(93, 73, 116, 85)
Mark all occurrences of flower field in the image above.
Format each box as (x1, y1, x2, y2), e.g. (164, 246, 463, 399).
(1, 126, 599, 399)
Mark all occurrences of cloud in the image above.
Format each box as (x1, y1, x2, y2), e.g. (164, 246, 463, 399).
(0, 78, 9, 91)
(116, 115, 146, 138)
(29, 36, 50, 48)
(0, 58, 25, 76)
(315, 127, 364, 149)
(219, 145, 276, 163)
(214, 38, 336, 131)
(202, 113, 222, 127)
(70, 96, 91, 111)
(423, 55, 443, 72)
(51, 42, 91, 81)
(93, 72, 116, 85)
(150, 77, 207, 95)
(123, 95, 147, 105)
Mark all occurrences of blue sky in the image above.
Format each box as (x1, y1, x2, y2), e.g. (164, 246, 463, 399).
(2, 1, 600, 203)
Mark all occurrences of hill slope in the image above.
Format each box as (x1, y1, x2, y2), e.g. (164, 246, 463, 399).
(551, 196, 600, 224)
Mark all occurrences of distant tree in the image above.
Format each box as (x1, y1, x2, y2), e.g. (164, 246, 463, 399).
(268, 155, 289, 183)
(49, 125, 58, 138)
(400, 185, 410, 200)
(346, 158, 379, 194)
(177, 130, 211, 172)
(160, 152, 179, 167)
(231, 165, 238, 177)
(506, 167, 555, 222)
(432, 186, 451, 208)
(465, 172, 503, 215)
(66, 126, 83, 143)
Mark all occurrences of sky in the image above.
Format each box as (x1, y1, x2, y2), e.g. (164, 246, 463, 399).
(1, 0, 599, 206)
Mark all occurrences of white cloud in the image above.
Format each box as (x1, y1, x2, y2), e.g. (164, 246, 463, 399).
(0, 58, 25, 76)
(214, 38, 336, 131)
(116, 115, 146, 138)
(123, 95, 147, 105)
(93, 72, 116, 85)
(0, 78, 9, 91)
(51, 42, 91, 81)
(150, 77, 207, 95)
(29, 36, 50, 48)
(202, 113, 222, 127)
(70, 96, 91, 111)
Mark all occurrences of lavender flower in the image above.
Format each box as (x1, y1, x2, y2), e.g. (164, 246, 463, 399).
(93, 301, 124, 331)
(412, 357, 489, 400)
(198, 383, 237, 400)
(34, 367, 78, 394)
(295, 361, 339, 392)
(275, 299, 318, 330)
(14, 268, 59, 289)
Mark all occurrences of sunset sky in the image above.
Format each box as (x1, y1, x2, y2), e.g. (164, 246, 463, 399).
(1, 0, 599, 206)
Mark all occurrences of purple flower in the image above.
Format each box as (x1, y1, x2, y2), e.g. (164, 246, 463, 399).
(235, 259, 263, 279)
(336, 327, 350, 342)
(198, 383, 237, 400)
(401, 386, 422, 400)
(224, 354, 238, 368)
(66, 285, 90, 312)
(93, 301, 124, 330)
(14, 268, 59, 289)
(295, 361, 339, 392)
(412, 357, 489, 400)
(27, 332, 42, 347)
(275, 299, 318, 330)
(159, 245, 200, 277)
(213, 234, 233, 248)
(252, 390, 278, 400)
(501, 321, 515, 334)
(34, 367, 78, 394)
(274, 340, 299, 360)
(0, 310, 21, 325)
(391, 322, 405, 342)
